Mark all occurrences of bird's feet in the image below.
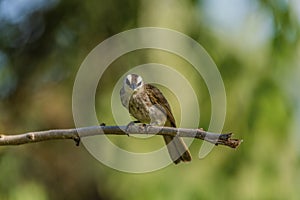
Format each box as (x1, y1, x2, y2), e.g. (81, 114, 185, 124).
(125, 121, 141, 136)
(142, 123, 152, 133)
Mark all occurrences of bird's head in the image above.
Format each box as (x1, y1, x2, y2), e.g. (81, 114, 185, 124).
(124, 74, 144, 91)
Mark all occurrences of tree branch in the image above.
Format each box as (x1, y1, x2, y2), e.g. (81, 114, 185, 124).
(0, 125, 242, 148)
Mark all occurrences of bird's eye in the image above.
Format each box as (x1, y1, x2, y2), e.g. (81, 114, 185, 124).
(137, 81, 142, 86)
(126, 79, 130, 86)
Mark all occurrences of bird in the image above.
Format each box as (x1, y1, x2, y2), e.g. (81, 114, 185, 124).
(120, 74, 192, 164)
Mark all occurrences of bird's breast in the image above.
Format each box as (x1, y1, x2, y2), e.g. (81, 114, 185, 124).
(128, 89, 152, 123)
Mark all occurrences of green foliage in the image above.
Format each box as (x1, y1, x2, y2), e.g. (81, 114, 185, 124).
(0, 0, 299, 199)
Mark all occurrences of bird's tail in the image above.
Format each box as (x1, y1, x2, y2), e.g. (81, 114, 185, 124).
(163, 135, 192, 164)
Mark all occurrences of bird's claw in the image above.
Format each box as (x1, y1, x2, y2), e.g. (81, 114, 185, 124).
(125, 121, 137, 136)
(142, 124, 152, 133)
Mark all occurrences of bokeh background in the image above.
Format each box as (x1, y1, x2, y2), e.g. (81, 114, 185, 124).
(1, 0, 300, 199)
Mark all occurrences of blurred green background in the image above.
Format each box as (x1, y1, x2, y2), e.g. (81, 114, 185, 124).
(1, 0, 300, 199)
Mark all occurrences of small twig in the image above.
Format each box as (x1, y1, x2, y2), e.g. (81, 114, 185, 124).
(0, 125, 242, 148)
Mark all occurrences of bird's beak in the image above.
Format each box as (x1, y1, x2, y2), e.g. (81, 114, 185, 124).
(131, 83, 137, 90)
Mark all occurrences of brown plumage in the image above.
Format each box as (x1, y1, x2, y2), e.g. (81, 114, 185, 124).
(121, 74, 191, 164)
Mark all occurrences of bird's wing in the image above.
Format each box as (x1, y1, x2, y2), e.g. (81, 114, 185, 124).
(144, 84, 191, 163)
(144, 84, 176, 127)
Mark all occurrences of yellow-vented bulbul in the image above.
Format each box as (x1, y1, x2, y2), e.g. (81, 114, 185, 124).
(120, 74, 191, 164)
